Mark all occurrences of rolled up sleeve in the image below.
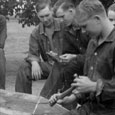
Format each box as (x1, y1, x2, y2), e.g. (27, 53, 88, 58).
(96, 48, 115, 102)
(26, 28, 41, 63)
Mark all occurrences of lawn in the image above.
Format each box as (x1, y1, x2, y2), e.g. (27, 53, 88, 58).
(5, 19, 45, 95)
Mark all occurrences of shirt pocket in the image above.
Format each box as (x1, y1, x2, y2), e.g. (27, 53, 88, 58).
(96, 57, 113, 80)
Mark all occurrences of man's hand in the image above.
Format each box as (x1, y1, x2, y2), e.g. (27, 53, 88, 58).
(59, 54, 77, 62)
(49, 93, 61, 105)
(71, 76, 97, 93)
(31, 61, 43, 80)
(57, 94, 77, 104)
(49, 93, 76, 105)
(49, 51, 58, 56)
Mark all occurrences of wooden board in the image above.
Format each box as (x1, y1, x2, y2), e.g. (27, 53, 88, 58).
(0, 90, 69, 115)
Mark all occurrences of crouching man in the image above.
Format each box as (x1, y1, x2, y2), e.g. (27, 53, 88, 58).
(49, 0, 115, 115)
(15, 0, 64, 94)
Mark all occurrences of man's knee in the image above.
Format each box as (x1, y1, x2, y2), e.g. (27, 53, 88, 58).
(15, 61, 32, 93)
(16, 61, 32, 82)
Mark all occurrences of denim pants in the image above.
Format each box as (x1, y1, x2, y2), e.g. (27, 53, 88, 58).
(40, 59, 83, 99)
(15, 60, 52, 94)
(0, 49, 6, 89)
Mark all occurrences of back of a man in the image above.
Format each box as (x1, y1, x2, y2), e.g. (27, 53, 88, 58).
(0, 15, 7, 89)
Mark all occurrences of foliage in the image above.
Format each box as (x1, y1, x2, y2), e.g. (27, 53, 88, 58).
(0, 0, 18, 20)
(15, 0, 57, 27)
(0, 0, 114, 27)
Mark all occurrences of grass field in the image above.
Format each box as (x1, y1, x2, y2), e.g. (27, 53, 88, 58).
(5, 20, 45, 95)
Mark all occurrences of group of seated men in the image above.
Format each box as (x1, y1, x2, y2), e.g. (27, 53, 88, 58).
(1, 0, 115, 115)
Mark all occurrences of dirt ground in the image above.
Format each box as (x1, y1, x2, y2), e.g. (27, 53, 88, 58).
(5, 19, 45, 96)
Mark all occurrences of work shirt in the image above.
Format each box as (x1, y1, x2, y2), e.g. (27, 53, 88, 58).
(83, 28, 115, 115)
(26, 18, 64, 63)
(0, 15, 7, 49)
(62, 25, 90, 65)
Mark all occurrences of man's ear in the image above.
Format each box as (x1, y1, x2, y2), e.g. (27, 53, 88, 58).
(93, 15, 101, 24)
(50, 7, 54, 15)
(68, 8, 74, 13)
(37, 13, 40, 20)
(69, 8, 75, 16)
(51, 7, 53, 11)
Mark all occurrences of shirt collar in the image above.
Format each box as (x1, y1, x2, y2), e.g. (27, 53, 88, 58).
(104, 27, 115, 42)
(39, 18, 61, 35)
(94, 27, 115, 46)
(65, 24, 80, 36)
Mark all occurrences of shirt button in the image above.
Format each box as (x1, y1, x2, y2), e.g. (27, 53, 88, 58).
(90, 66, 93, 70)
(94, 52, 97, 56)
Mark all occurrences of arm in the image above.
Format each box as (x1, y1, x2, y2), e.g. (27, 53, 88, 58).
(62, 32, 79, 54)
(0, 15, 7, 48)
(26, 27, 43, 80)
(94, 47, 115, 102)
(26, 27, 41, 63)
(75, 54, 86, 66)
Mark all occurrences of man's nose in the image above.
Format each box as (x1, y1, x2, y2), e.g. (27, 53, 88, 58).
(113, 20, 115, 26)
(60, 18, 64, 22)
(43, 17, 47, 22)
(81, 28, 86, 33)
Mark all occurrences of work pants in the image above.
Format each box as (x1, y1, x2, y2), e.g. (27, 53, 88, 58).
(15, 60, 52, 94)
(0, 49, 6, 89)
(40, 58, 84, 99)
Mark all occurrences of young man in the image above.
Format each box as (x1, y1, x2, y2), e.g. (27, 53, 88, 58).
(50, 0, 115, 114)
(0, 15, 7, 89)
(15, 0, 64, 94)
(108, 3, 115, 26)
(40, 0, 90, 100)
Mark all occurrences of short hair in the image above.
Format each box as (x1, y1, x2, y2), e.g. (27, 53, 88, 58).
(75, 0, 106, 23)
(61, 0, 77, 11)
(108, 3, 115, 12)
(53, 0, 66, 16)
(36, 0, 52, 12)
(53, 0, 80, 14)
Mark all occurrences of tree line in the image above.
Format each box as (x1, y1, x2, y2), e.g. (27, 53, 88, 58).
(0, 0, 114, 27)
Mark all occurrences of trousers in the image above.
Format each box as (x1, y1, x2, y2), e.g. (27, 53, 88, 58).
(15, 60, 52, 94)
(40, 58, 84, 99)
(0, 49, 6, 89)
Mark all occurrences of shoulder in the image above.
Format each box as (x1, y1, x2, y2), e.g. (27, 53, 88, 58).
(0, 15, 6, 25)
(31, 24, 40, 36)
(54, 18, 65, 30)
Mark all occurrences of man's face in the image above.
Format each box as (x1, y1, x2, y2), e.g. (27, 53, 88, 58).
(37, 5, 53, 27)
(77, 17, 102, 37)
(56, 6, 75, 26)
(108, 10, 115, 26)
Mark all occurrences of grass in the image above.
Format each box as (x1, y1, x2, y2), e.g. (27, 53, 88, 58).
(5, 20, 45, 95)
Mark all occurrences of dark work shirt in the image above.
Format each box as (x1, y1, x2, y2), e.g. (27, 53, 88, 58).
(0, 15, 7, 49)
(26, 18, 64, 63)
(83, 28, 115, 114)
(62, 25, 90, 65)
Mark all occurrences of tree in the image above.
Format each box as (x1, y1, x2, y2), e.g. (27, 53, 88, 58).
(15, 0, 58, 27)
(15, 0, 115, 27)
(0, 0, 114, 27)
(0, 0, 18, 20)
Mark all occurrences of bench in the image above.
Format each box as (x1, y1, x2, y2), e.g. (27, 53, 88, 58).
(0, 89, 69, 115)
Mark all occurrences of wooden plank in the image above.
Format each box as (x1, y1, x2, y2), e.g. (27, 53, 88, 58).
(0, 89, 39, 102)
(34, 96, 69, 115)
(0, 90, 69, 115)
(0, 107, 31, 115)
